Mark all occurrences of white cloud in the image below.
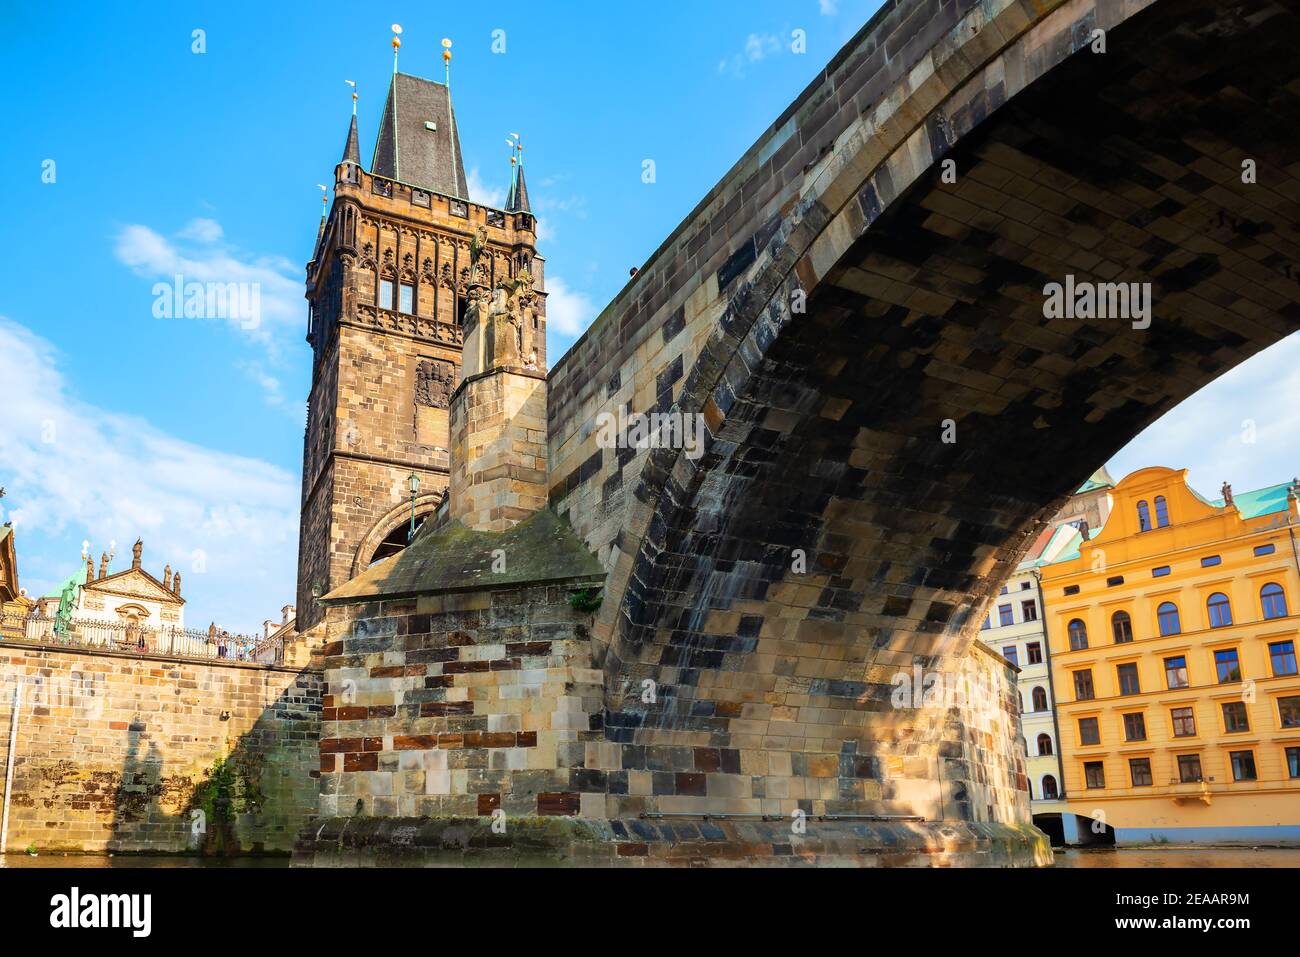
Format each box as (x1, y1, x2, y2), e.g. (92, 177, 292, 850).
(1108, 332, 1300, 497)
(719, 33, 784, 77)
(466, 166, 506, 210)
(113, 221, 302, 344)
(819, 0, 839, 15)
(177, 217, 224, 242)
(544, 276, 597, 339)
(0, 316, 299, 634)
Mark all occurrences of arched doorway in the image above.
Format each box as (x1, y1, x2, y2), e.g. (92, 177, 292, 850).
(369, 512, 432, 566)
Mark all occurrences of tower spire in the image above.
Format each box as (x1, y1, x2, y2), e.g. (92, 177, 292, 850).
(507, 136, 530, 213)
(441, 39, 462, 200)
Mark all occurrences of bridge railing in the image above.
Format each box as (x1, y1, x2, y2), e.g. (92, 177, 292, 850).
(0, 613, 282, 665)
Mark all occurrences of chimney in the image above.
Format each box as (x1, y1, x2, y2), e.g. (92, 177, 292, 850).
(282, 604, 294, 625)
(264, 620, 276, 640)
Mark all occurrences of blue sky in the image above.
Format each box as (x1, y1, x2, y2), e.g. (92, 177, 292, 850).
(0, 0, 1296, 632)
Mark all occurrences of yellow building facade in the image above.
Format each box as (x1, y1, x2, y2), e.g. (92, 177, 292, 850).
(1042, 467, 1300, 845)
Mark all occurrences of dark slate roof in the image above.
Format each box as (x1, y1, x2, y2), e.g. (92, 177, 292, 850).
(341, 114, 361, 166)
(371, 72, 468, 198)
(508, 161, 531, 213)
(321, 509, 606, 604)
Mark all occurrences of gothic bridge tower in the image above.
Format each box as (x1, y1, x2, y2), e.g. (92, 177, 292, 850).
(296, 39, 545, 629)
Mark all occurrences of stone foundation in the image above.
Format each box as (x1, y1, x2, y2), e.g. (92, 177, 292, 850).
(294, 817, 1050, 867)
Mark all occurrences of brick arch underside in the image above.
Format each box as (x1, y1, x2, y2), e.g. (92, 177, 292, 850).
(601, 0, 1300, 821)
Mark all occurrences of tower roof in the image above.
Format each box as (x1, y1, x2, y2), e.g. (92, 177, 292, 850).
(341, 113, 362, 167)
(507, 159, 531, 213)
(371, 72, 468, 199)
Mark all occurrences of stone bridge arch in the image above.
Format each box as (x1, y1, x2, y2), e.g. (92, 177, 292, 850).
(547, 0, 1300, 829)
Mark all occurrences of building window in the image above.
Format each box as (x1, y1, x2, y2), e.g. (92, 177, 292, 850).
(1163, 656, 1188, 690)
(1073, 670, 1095, 701)
(998, 604, 1014, 627)
(1152, 565, 1171, 578)
(1137, 500, 1152, 532)
(1270, 640, 1298, 677)
(1157, 602, 1181, 636)
(1031, 686, 1048, 711)
(1106, 575, 1125, 587)
(1064, 585, 1080, 596)
(1287, 747, 1300, 779)
(1261, 583, 1289, 620)
(1177, 754, 1203, 783)
(1117, 662, 1141, 696)
(1000, 585, 1009, 595)
(1111, 611, 1133, 644)
(1206, 592, 1233, 629)
(980, 615, 990, 631)
(1078, 717, 1100, 746)
(1021, 581, 1032, 591)
(399, 281, 415, 314)
(1154, 495, 1170, 528)
(1068, 619, 1089, 650)
(1255, 543, 1277, 557)
(1042, 775, 1059, 799)
(1084, 761, 1106, 789)
(1003, 646, 1018, 668)
(1230, 750, 1257, 782)
(1021, 599, 1038, 622)
(1201, 555, 1222, 568)
(1221, 700, 1250, 733)
(1123, 712, 1147, 741)
(1215, 648, 1242, 683)
(1171, 706, 1197, 738)
(1129, 758, 1153, 787)
(1037, 733, 1054, 755)
(1279, 696, 1300, 729)
(1027, 643, 1043, 665)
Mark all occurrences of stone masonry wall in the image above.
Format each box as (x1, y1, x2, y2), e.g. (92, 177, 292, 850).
(0, 640, 321, 854)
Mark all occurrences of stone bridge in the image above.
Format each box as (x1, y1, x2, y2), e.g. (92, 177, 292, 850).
(299, 0, 1300, 866)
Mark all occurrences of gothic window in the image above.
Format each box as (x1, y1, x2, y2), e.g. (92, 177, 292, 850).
(379, 279, 394, 311)
(399, 281, 415, 315)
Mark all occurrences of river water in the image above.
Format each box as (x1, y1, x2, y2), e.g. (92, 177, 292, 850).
(2, 847, 1297, 867)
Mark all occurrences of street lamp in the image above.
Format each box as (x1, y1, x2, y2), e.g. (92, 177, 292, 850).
(407, 472, 421, 543)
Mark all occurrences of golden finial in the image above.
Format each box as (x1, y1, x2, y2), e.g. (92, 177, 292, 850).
(442, 37, 452, 86)
(391, 24, 403, 73)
